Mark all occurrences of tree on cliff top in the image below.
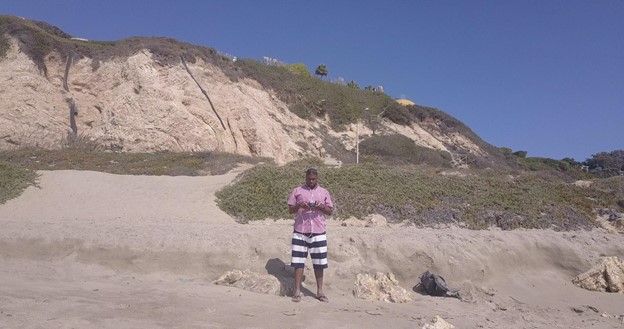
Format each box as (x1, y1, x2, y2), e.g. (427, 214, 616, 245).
(315, 64, 328, 79)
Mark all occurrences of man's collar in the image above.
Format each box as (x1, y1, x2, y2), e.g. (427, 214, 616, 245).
(303, 184, 319, 190)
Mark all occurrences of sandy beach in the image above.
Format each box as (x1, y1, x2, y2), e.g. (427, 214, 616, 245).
(1, 170, 623, 329)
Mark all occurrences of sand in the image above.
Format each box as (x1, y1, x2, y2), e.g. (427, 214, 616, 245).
(1, 170, 623, 329)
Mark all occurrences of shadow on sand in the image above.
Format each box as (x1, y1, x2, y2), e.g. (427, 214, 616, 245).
(265, 258, 314, 297)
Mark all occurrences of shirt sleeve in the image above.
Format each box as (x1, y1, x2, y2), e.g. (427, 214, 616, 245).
(287, 187, 298, 206)
(323, 189, 334, 208)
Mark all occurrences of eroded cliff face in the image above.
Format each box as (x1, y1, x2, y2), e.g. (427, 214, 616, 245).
(0, 36, 486, 164)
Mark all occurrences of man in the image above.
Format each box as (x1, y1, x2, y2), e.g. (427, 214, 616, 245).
(287, 168, 334, 303)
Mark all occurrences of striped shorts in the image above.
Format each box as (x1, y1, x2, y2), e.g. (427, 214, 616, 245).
(291, 231, 328, 269)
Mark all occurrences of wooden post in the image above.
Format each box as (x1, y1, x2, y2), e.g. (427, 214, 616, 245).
(356, 118, 360, 164)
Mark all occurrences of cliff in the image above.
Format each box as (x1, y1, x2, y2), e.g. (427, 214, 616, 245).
(0, 16, 493, 165)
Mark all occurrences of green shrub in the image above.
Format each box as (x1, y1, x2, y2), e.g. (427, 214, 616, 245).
(0, 27, 9, 58)
(0, 161, 38, 204)
(382, 103, 413, 125)
(235, 59, 399, 128)
(513, 150, 527, 158)
(287, 63, 311, 77)
(519, 157, 574, 172)
(584, 150, 624, 178)
(500, 147, 513, 156)
(216, 162, 619, 229)
(359, 134, 451, 167)
(290, 103, 313, 119)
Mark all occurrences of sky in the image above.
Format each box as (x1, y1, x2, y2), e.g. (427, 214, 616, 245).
(2, 0, 622, 161)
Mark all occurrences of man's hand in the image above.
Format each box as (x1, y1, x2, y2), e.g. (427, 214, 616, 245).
(290, 201, 332, 215)
(298, 201, 310, 210)
(289, 202, 308, 214)
(317, 202, 333, 215)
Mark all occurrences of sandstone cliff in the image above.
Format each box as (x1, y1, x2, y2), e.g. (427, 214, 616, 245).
(0, 16, 490, 165)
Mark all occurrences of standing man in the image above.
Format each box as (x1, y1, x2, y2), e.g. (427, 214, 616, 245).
(287, 168, 333, 303)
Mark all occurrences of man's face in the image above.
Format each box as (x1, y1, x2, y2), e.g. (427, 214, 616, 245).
(306, 174, 318, 188)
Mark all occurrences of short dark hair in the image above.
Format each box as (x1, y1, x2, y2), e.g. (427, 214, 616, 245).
(306, 168, 318, 176)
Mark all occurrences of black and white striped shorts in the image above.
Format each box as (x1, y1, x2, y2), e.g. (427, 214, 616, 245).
(291, 231, 328, 269)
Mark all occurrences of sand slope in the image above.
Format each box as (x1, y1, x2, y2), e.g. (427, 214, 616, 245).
(1, 170, 624, 328)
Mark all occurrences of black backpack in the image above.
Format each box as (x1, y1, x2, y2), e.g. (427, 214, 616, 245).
(419, 271, 450, 297)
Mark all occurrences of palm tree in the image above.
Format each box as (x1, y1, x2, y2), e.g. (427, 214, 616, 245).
(315, 64, 328, 79)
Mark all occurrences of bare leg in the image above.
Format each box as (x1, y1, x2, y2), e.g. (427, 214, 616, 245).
(314, 268, 327, 301)
(293, 268, 304, 300)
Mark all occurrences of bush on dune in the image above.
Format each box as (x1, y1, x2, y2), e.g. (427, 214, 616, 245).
(216, 160, 622, 230)
(0, 161, 37, 204)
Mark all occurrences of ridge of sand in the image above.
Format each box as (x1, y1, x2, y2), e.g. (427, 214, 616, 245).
(1, 170, 624, 328)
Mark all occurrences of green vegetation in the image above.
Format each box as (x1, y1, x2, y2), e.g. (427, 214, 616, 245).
(233, 58, 391, 127)
(359, 134, 451, 167)
(3, 145, 620, 231)
(0, 161, 37, 204)
(287, 63, 311, 77)
(347, 80, 359, 89)
(0, 149, 269, 176)
(513, 150, 527, 158)
(0, 16, 60, 74)
(516, 157, 591, 180)
(0, 27, 9, 58)
(216, 161, 623, 229)
(315, 64, 328, 79)
(518, 157, 574, 172)
(584, 150, 624, 178)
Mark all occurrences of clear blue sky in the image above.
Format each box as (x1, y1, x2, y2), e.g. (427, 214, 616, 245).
(2, 0, 622, 161)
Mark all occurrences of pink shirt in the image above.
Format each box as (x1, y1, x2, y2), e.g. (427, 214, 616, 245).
(287, 184, 333, 234)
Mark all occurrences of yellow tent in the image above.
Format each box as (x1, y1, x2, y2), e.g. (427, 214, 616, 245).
(395, 98, 415, 106)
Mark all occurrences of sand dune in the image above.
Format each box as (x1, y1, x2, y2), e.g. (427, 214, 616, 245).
(1, 170, 623, 328)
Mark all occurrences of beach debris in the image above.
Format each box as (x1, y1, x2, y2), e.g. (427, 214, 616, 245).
(418, 271, 460, 298)
(421, 315, 456, 329)
(341, 216, 366, 227)
(353, 272, 413, 303)
(282, 310, 300, 316)
(214, 269, 292, 296)
(597, 209, 624, 234)
(365, 310, 383, 316)
(595, 209, 624, 234)
(340, 214, 388, 227)
(572, 257, 624, 293)
(573, 180, 593, 188)
(363, 214, 388, 227)
(586, 305, 599, 313)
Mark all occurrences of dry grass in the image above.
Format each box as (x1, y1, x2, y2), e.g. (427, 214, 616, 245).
(0, 161, 38, 205)
(0, 148, 270, 176)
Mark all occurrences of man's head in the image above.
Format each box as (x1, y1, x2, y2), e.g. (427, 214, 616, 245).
(305, 168, 318, 188)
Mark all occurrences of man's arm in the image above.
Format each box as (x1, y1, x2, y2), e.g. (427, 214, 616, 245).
(318, 203, 333, 216)
(288, 203, 300, 214)
(319, 190, 334, 216)
(287, 188, 299, 214)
